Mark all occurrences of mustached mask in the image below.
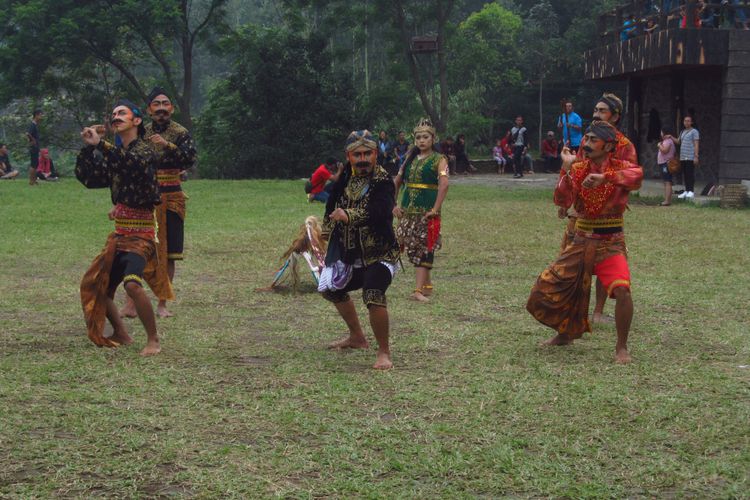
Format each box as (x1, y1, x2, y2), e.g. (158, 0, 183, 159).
(113, 98, 146, 137)
(147, 86, 173, 119)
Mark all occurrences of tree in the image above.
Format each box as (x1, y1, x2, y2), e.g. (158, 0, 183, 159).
(390, 0, 455, 132)
(448, 3, 523, 142)
(197, 27, 357, 178)
(0, 0, 229, 128)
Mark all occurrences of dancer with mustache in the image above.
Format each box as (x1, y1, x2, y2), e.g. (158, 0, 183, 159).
(527, 121, 643, 364)
(75, 99, 162, 355)
(560, 93, 639, 325)
(393, 118, 450, 302)
(120, 87, 197, 319)
(318, 130, 400, 370)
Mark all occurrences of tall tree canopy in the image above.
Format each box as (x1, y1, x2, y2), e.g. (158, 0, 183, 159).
(0, 0, 625, 177)
(0, 0, 229, 128)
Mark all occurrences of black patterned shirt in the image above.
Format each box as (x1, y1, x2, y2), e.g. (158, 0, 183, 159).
(75, 137, 161, 209)
(145, 121, 196, 169)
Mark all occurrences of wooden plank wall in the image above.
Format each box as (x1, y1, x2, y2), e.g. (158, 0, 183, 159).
(719, 30, 750, 184)
(585, 29, 729, 80)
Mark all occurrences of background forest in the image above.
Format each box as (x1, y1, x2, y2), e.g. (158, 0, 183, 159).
(0, 0, 625, 178)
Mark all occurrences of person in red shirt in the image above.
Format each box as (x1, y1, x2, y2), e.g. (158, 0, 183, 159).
(541, 131, 559, 172)
(309, 158, 343, 203)
(527, 121, 643, 364)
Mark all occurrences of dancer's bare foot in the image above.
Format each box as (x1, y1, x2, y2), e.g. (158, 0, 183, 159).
(327, 335, 369, 350)
(422, 285, 433, 297)
(120, 300, 137, 318)
(373, 350, 393, 370)
(110, 329, 133, 346)
(156, 302, 173, 318)
(614, 348, 632, 364)
(541, 334, 574, 347)
(140, 339, 161, 356)
(410, 291, 430, 302)
(592, 312, 615, 324)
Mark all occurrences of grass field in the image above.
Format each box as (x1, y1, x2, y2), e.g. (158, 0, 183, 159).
(1, 178, 748, 498)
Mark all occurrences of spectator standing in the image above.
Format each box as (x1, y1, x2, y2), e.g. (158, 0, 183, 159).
(440, 136, 456, 174)
(308, 157, 343, 203)
(557, 100, 583, 152)
(680, 4, 701, 27)
(454, 134, 470, 175)
(730, 0, 748, 29)
(26, 109, 43, 185)
(674, 116, 700, 199)
(621, 14, 637, 41)
(492, 138, 507, 174)
(393, 131, 410, 171)
(644, 18, 659, 34)
(541, 131, 559, 172)
(377, 130, 392, 172)
(657, 127, 676, 206)
(510, 116, 529, 179)
(0, 143, 20, 179)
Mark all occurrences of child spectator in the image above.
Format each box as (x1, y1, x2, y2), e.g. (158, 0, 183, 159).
(492, 138, 507, 174)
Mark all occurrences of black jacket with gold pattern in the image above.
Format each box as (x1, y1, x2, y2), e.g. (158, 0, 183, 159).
(324, 165, 400, 266)
(75, 137, 161, 209)
(145, 121, 196, 169)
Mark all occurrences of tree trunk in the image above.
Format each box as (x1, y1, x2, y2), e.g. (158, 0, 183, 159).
(180, 31, 194, 130)
(538, 74, 543, 154)
(393, 0, 440, 128)
(436, 0, 454, 133)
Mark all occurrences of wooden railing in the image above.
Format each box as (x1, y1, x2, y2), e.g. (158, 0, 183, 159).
(597, 0, 750, 45)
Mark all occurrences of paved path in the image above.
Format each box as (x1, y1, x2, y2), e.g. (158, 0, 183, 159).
(450, 172, 703, 198)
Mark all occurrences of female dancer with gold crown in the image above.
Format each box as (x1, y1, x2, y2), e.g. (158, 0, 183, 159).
(393, 119, 450, 302)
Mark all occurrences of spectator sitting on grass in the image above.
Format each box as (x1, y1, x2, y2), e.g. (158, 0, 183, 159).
(0, 143, 20, 179)
(35, 148, 59, 181)
(308, 158, 343, 203)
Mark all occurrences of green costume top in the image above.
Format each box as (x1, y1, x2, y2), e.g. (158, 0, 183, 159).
(399, 151, 445, 214)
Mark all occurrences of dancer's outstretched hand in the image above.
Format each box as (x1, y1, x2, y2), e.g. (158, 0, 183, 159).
(560, 146, 576, 172)
(81, 127, 101, 146)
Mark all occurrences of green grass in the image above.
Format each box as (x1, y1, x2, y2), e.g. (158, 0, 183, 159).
(1, 178, 748, 498)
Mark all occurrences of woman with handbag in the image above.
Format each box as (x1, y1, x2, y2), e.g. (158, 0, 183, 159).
(658, 127, 677, 206)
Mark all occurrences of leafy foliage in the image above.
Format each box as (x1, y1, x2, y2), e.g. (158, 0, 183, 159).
(197, 27, 356, 178)
(1, 0, 627, 177)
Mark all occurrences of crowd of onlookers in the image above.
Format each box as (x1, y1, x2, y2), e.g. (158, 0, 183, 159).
(0, 109, 60, 184)
(305, 101, 588, 200)
(620, 0, 748, 41)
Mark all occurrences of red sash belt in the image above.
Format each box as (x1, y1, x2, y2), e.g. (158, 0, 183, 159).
(113, 203, 156, 239)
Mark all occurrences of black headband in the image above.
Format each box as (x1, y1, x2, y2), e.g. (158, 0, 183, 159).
(598, 95, 622, 116)
(586, 121, 617, 143)
(146, 86, 170, 105)
(115, 98, 143, 118)
(114, 98, 146, 136)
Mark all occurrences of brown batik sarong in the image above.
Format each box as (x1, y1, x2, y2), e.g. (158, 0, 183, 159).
(142, 191, 185, 301)
(527, 235, 626, 339)
(80, 234, 156, 347)
(396, 213, 442, 267)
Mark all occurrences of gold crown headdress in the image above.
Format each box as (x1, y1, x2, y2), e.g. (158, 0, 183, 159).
(413, 117, 436, 137)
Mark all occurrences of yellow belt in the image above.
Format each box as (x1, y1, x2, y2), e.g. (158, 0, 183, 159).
(115, 217, 156, 228)
(575, 217, 623, 232)
(406, 182, 438, 190)
(157, 174, 181, 183)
